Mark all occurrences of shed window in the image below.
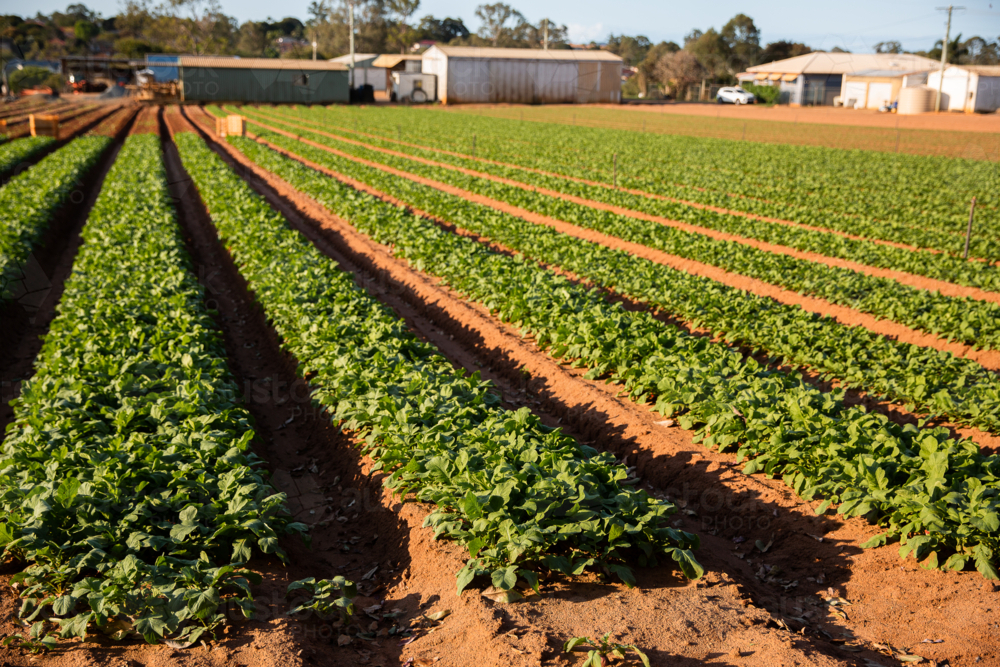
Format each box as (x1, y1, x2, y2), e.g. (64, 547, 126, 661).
(294, 74, 309, 86)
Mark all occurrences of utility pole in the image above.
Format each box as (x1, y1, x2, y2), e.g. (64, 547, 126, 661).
(312, 40, 317, 61)
(543, 19, 549, 50)
(934, 5, 964, 112)
(348, 0, 356, 90)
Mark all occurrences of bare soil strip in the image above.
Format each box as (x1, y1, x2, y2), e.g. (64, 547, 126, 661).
(230, 113, 1000, 373)
(186, 106, 1000, 666)
(180, 106, 870, 666)
(251, 107, 955, 257)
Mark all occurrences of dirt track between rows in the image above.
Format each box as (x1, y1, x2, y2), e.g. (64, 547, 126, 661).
(233, 111, 1000, 376)
(186, 104, 1000, 666)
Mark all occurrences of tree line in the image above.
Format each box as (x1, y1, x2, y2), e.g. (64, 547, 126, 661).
(2, 1, 997, 99)
(0, 0, 571, 62)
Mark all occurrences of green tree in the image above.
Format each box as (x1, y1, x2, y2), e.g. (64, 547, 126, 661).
(474, 3, 523, 47)
(74, 19, 100, 41)
(720, 13, 760, 71)
(758, 40, 811, 64)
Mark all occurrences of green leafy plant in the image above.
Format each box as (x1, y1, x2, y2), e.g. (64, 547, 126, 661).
(0, 134, 306, 648)
(287, 577, 357, 623)
(173, 130, 704, 595)
(0, 135, 109, 302)
(564, 633, 650, 667)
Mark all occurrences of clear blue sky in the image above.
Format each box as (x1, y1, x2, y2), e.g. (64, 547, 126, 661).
(7, 0, 1000, 52)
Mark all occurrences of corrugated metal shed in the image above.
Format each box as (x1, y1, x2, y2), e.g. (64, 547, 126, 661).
(178, 57, 349, 103)
(422, 45, 622, 105)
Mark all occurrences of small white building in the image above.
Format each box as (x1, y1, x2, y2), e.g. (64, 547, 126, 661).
(927, 65, 1000, 112)
(421, 45, 623, 105)
(738, 52, 938, 106)
(329, 53, 386, 91)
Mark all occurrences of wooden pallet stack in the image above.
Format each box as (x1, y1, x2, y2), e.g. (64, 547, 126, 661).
(29, 114, 60, 140)
(216, 114, 246, 137)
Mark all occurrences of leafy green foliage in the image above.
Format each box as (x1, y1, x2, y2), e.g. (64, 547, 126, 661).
(235, 126, 1000, 436)
(239, 107, 1000, 350)
(264, 104, 999, 262)
(0, 136, 53, 174)
(564, 633, 651, 667)
(0, 136, 108, 302)
(287, 577, 357, 623)
(0, 135, 305, 647)
(173, 130, 703, 593)
(220, 131, 1000, 579)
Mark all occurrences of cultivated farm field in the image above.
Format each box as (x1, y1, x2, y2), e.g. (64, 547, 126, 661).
(0, 101, 998, 667)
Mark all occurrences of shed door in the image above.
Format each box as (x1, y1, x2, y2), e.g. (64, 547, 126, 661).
(866, 82, 892, 108)
(843, 81, 867, 108)
(976, 76, 999, 112)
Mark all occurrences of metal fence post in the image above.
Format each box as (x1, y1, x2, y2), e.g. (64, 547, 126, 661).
(964, 196, 977, 260)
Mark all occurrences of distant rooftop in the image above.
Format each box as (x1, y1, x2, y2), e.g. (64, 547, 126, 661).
(747, 52, 938, 75)
(426, 45, 622, 61)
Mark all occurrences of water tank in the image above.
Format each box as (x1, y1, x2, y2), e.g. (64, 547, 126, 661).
(898, 86, 934, 115)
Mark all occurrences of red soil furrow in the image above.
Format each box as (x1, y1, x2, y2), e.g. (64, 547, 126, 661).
(256, 107, 959, 256)
(187, 105, 999, 666)
(229, 115, 1000, 374)
(242, 111, 1000, 306)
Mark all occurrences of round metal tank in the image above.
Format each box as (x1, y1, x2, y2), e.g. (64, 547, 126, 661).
(898, 86, 935, 115)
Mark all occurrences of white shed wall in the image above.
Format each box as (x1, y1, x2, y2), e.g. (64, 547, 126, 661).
(423, 48, 621, 104)
(928, 68, 975, 111)
(421, 49, 448, 101)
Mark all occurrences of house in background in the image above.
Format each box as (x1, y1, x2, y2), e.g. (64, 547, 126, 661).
(737, 52, 938, 107)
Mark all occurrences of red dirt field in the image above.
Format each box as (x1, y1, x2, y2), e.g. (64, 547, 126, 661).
(2, 102, 999, 667)
(445, 104, 1000, 160)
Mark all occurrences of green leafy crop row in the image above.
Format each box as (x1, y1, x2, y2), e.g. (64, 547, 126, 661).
(221, 132, 1000, 579)
(271, 104, 998, 259)
(237, 108, 1000, 349)
(0, 135, 306, 648)
(0, 135, 110, 303)
(0, 135, 55, 176)
(237, 128, 1000, 436)
(173, 129, 703, 594)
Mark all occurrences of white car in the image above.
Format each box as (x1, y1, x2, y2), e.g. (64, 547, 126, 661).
(716, 87, 756, 104)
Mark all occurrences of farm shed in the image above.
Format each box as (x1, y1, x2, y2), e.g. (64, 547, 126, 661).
(927, 65, 1000, 112)
(738, 52, 937, 106)
(421, 45, 623, 105)
(178, 56, 349, 104)
(329, 53, 387, 91)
